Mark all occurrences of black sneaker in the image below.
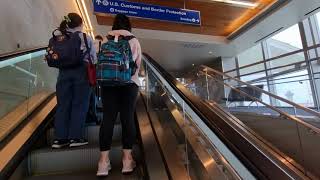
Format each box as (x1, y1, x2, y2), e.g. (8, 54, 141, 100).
(69, 139, 88, 147)
(52, 139, 69, 149)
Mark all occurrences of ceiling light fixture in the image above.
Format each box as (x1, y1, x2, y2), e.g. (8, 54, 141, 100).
(207, 0, 258, 8)
(76, 0, 95, 38)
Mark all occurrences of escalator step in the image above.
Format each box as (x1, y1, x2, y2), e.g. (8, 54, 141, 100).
(29, 145, 100, 175)
(28, 144, 141, 176)
(25, 169, 142, 180)
(46, 125, 122, 146)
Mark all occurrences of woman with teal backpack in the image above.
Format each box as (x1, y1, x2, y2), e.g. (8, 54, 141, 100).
(96, 14, 142, 176)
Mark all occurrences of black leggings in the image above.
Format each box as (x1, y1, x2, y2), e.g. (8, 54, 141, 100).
(99, 84, 139, 151)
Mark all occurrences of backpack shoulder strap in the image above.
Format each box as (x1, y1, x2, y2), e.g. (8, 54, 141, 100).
(83, 33, 92, 63)
(106, 35, 114, 41)
(123, 35, 135, 41)
(106, 35, 135, 41)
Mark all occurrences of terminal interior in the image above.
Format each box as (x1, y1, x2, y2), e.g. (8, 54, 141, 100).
(1, 0, 320, 179)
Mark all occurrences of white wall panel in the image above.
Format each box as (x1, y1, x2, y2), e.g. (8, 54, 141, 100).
(0, 0, 80, 54)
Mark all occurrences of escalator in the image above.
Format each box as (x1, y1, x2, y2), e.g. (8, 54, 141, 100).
(181, 64, 320, 179)
(1, 48, 318, 180)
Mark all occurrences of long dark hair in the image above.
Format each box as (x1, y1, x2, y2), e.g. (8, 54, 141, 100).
(59, 13, 83, 33)
(112, 14, 132, 32)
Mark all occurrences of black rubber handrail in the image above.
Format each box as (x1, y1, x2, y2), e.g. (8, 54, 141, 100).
(143, 53, 309, 180)
(0, 46, 47, 62)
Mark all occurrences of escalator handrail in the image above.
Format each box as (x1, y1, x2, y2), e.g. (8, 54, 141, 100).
(203, 71, 320, 134)
(142, 53, 307, 179)
(202, 65, 320, 121)
(0, 46, 47, 62)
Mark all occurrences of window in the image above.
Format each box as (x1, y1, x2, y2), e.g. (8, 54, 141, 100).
(316, 12, 320, 35)
(271, 70, 314, 107)
(266, 24, 303, 58)
(222, 57, 236, 72)
(314, 12, 320, 46)
(309, 11, 320, 108)
(233, 19, 320, 108)
(237, 44, 269, 105)
(238, 44, 265, 79)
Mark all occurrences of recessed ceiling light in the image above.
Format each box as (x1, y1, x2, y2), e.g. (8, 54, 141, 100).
(208, 51, 213, 54)
(207, 0, 258, 8)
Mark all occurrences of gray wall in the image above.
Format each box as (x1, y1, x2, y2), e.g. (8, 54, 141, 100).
(0, 0, 80, 54)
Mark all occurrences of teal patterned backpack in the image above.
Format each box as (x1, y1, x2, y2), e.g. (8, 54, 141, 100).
(96, 35, 137, 86)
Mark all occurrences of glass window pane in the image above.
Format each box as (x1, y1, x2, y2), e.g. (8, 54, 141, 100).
(270, 70, 314, 107)
(238, 44, 264, 66)
(222, 57, 237, 78)
(269, 52, 306, 74)
(266, 24, 302, 58)
(314, 12, 320, 47)
(222, 57, 236, 72)
(238, 44, 265, 75)
(316, 12, 320, 34)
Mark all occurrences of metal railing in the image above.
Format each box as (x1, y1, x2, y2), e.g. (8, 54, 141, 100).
(0, 46, 46, 61)
(144, 53, 312, 179)
(224, 43, 320, 75)
(201, 65, 320, 134)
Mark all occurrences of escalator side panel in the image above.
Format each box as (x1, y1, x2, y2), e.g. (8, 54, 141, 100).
(143, 54, 311, 180)
(0, 97, 56, 180)
(136, 93, 169, 180)
(146, 107, 190, 180)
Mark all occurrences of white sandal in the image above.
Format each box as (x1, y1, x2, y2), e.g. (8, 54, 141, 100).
(122, 159, 136, 174)
(96, 161, 112, 176)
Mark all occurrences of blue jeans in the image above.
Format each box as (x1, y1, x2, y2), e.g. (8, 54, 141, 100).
(54, 65, 90, 140)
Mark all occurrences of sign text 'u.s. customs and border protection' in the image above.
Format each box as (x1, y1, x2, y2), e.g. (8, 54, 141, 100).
(93, 0, 201, 26)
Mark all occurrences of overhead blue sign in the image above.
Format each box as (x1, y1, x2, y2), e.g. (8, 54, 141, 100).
(93, 0, 201, 26)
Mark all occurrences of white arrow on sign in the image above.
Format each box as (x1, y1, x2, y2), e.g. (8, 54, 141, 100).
(96, 0, 102, 5)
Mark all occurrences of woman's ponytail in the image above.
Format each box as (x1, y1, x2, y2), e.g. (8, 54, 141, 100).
(59, 20, 68, 34)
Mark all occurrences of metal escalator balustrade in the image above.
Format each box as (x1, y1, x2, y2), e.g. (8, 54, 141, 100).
(0, 47, 57, 144)
(181, 64, 320, 179)
(142, 58, 242, 180)
(142, 53, 312, 179)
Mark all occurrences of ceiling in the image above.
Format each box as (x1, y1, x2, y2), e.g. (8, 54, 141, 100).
(140, 38, 234, 71)
(95, 0, 278, 36)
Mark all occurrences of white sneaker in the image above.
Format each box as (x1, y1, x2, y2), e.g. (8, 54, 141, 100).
(122, 160, 136, 174)
(96, 161, 112, 176)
